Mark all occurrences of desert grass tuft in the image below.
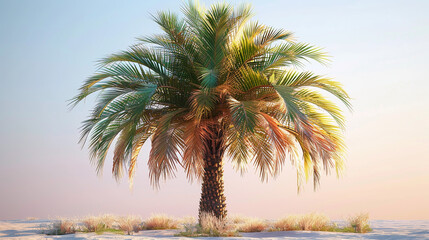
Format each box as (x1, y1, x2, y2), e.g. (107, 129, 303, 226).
(178, 212, 238, 237)
(81, 214, 119, 232)
(117, 216, 142, 235)
(272, 213, 331, 231)
(347, 213, 372, 233)
(199, 212, 227, 236)
(297, 213, 331, 231)
(81, 216, 102, 232)
(143, 214, 178, 230)
(44, 219, 77, 235)
(236, 218, 268, 232)
(272, 215, 300, 231)
(271, 213, 372, 233)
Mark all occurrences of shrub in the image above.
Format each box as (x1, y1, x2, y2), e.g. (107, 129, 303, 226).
(44, 219, 76, 235)
(199, 212, 225, 236)
(272, 214, 332, 232)
(178, 212, 238, 237)
(117, 216, 142, 235)
(272, 215, 300, 231)
(82, 216, 103, 232)
(98, 214, 116, 229)
(271, 213, 372, 233)
(143, 214, 178, 230)
(297, 213, 331, 231)
(237, 218, 267, 232)
(199, 212, 237, 237)
(81, 214, 122, 233)
(347, 213, 371, 233)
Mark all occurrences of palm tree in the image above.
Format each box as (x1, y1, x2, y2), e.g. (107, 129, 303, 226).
(72, 1, 350, 221)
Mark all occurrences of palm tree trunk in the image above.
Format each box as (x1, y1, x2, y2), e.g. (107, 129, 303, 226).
(198, 124, 227, 220)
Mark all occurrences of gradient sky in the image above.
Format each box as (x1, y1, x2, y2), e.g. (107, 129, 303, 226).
(0, 0, 428, 220)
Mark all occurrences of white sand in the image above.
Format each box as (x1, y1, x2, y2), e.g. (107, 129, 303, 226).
(0, 219, 428, 239)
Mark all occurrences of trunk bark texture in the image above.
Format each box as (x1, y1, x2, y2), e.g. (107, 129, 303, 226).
(198, 124, 227, 220)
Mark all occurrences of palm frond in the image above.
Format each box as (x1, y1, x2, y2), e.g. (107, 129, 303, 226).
(274, 42, 330, 67)
(148, 109, 186, 187)
(128, 124, 154, 184)
(189, 88, 218, 121)
(101, 46, 170, 78)
(249, 127, 274, 181)
(182, 121, 210, 181)
(228, 97, 259, 133)
(294, 88, 346, 129)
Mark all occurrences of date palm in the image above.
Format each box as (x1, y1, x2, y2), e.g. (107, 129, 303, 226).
(72, 1, 350, 220)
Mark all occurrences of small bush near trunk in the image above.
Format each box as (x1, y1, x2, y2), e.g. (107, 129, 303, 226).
(178, 212, 238, 237)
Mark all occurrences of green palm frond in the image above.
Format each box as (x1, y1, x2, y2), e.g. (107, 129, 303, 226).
(294, 89, 346, 128)
(228, 97, 259, 133)
(148, 109, 186, 187)
(274, 42, 330, 67)
(224, 125, 250, 174)
(249, 127, 275, 181)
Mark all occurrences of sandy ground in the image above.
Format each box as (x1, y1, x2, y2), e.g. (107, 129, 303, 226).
(0, 219, 428, 239)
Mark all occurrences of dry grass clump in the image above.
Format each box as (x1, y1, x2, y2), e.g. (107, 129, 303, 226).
(42, 215, 140, 235)
(272, 213, 331, 231)
(143, 214, 178, 230)
(271, 213, 372, 233)
(199, 212, 227, 235)
(117, 216, 142, 235)
(98, 214, 116, 229)
(178, 212, 238, 237)
(82, 216, 102, 232)
(272, 215, 300, 231)
(236, 218, 268, 232)
(81, 214, 117, 232)
(347, 213, 371, 233)
(44, 219, 77, 235)
(298, 213, 331, 231)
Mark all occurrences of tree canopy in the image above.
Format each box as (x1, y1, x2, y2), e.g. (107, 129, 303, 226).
(72, 1, 351, 191)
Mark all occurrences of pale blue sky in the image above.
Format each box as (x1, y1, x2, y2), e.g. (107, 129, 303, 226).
(0, 0, 428, 220)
